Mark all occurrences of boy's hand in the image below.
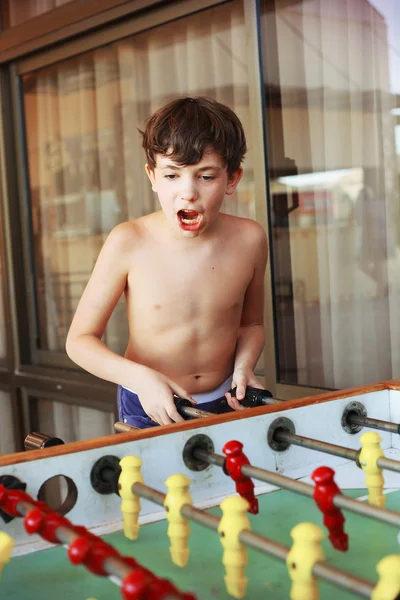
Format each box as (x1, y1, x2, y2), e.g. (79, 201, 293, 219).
(225, 369, 264, 411)
(135, 369, 196, 425)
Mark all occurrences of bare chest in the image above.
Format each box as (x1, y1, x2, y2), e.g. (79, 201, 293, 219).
(127, 247, 251, 319)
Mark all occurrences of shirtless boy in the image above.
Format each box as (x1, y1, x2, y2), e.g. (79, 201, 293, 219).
(66, 97, 268, 428)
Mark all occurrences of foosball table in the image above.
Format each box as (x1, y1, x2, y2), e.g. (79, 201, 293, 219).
(2, 379, 400, 599)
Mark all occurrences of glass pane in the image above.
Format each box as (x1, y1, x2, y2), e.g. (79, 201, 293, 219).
(2, 0, 74, 29)
(34, 398, 114, 443)
(261, 0, 400, 388)
(23, 397, 113, 508)
(21, 0, 257, 363)
(0, 261, 7, 360)
(0, 391, 17, 454)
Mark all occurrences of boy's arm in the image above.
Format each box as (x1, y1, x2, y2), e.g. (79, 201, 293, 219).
(226, 223, 268, 410)
(66, 223, 193, 425)
(66, 223, 139, 385)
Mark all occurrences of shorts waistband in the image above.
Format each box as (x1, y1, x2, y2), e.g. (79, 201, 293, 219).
(122, 375, 233, 405)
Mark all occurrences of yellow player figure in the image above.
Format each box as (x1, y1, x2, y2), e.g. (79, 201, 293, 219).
(218, 495, 251, 599)
(359, 431, 385, 508)
(118, 455, 144, 540)
(0, 531, 14, 580)
(371, 555, 400, 600)
(164, 473, 192, 567)
(286, 522, 325, 600)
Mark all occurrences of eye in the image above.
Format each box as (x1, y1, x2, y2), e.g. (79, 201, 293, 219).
(201, 175, 215, 181)
(164, 174, 177, 180)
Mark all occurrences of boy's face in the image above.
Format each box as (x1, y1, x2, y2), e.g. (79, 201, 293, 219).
(145, 150, 243, 238)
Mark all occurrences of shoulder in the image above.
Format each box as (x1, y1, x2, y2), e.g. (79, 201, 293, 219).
(220, 214, 267, 247)
(104, 217, 152, 252)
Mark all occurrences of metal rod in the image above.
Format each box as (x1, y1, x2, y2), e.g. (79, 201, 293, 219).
(16, 501, 141, 582)
(132, 482, 220, 531)
(195, 450, 225, 468)
(377, 456, 400, 474)
(256, 397, 282, 405)
(114, 422, 140, 433)
(131, 482, 374, 597)
(312, 562, 374, 597)
(274, 430, 359, 461)
(114, 405, 215, 434)
(275, 430, 400, 475)
(132, 483, 166, 506)
(181, 406, 215, 418)
(114, 391, 282, 432)
(347, 413, 400, 435)
(115, 402, 274, 429)
(193, 449, 400, 529)
(239, 529, 374, 597)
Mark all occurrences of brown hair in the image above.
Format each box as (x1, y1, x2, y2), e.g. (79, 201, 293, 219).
(141, 97, 247, 176)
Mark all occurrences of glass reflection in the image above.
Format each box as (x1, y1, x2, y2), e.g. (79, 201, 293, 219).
(0, 391, 16, 454)
(262, 0, 400, 388)
(0, 261, 6, 360)
(22, 0, 254, 357)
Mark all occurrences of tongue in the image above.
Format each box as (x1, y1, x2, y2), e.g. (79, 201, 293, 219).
(181, 210, 198, 218)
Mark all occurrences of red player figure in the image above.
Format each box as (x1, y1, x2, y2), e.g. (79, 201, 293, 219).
(121, 568, 148, 600)
(146, 578, 197, 600)
(24, 508, 73, 544)
(222, 440, 259, 514)
(68, 534, 121, 576)
(311, 466, 349, 552)
(121, 563, 197, 600)
(0, 484, 38, 519)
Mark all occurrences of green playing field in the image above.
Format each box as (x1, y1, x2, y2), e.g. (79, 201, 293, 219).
(2, 488, 399, 600)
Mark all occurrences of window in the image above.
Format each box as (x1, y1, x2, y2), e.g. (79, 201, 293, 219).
(261, 0, 400, 388)
(33, 397, 115, 442)
(0, 263, 6, 361)
(0, 391, 16, 454)
(21, 1, 256, 359)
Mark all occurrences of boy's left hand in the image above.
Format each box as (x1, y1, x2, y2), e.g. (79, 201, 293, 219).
(225, 369, 264, 410)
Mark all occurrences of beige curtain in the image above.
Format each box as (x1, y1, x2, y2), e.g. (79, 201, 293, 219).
(37, 398, 115, 444)
(22, 0, 254, 440)
(25, 0, 251, 358)
(266, 0, 399, 388)
(0, 392, 16, 455)
(0, 263, 6, 359)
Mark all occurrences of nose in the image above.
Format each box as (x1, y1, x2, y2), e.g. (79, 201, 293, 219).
(180, 177, 199, 202)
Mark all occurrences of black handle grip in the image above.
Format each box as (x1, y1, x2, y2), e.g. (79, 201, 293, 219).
(230, 386, 273, 407)
(174, 396, 193, 417)
(173, 386, 273, 416)
(24, 432, 65, 450)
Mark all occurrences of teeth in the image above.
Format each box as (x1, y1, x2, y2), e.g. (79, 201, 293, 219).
(182, 216, 200, 224)
(180, 212, 201, 225)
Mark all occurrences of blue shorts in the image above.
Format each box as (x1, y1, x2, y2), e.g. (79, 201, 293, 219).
(117, 383, 234, 429)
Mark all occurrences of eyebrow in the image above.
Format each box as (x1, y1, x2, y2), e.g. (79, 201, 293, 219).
(160, 164, 223, 172)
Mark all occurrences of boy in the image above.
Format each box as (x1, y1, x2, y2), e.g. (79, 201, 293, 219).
(66, 97, 268, 428)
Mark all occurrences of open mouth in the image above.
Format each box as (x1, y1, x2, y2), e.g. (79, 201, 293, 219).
(177, 209, 203, 230)
(178, 209, 201, 224)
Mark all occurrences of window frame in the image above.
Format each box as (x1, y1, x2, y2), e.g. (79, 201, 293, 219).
(2, 0, 280, 395)
(9, 0, 232, 372)
(0, 0, 171, 62)
(2, 0, 330, 415)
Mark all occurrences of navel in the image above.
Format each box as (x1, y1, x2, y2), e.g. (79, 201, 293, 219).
(194, 375, 201, 380)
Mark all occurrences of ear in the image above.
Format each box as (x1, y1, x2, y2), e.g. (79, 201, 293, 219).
(145, 164, 157, 192)
(225, 167, 243, 196)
